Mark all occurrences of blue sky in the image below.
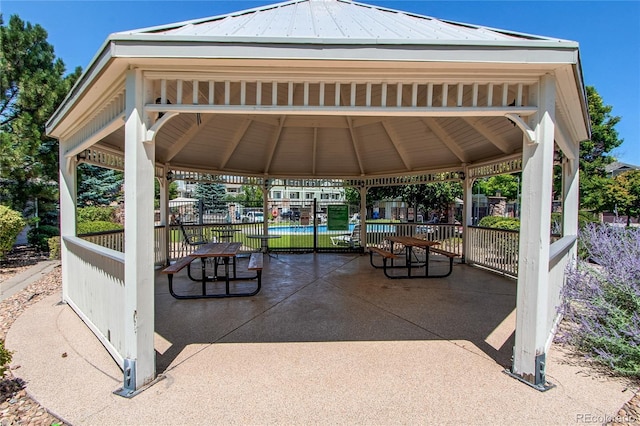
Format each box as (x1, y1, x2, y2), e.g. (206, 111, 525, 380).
(2, 0, 639, 166)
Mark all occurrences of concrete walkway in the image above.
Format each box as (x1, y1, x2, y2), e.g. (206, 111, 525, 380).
(0, 259, 59, 302)
(6, 254, 634, 425)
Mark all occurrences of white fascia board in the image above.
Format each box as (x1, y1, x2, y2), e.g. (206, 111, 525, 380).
(110, 40, 579, 65)
(555, 63, 590, 142)
(46, 40, 115, 137)
(571, 54, 590, 139)
(109, 33, 579, 49)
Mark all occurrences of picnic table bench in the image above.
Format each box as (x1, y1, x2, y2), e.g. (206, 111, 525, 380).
(369, 236, 460, 279)
(162, 244, 263, 299)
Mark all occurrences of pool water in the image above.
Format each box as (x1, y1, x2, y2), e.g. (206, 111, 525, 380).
(269, 223, 396, 234)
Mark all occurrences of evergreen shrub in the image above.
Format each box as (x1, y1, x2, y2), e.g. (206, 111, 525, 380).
(27, 225, 59, 252)
(48, 236, 61, 259)
(77, 221, 123, 235)
(77, 206, 116, 223)
(0, 206, 26, 257)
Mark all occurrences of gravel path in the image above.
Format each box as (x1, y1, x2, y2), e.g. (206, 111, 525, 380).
(1, 265, 66, 426)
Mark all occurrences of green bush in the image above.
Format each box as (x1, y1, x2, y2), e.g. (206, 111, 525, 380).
(478, 216, 520, 231)
(0, 205, 26, 257)
(578, 210, 598, 229)
(48, 236, 61, 259)
(77, 221, 123, 235)
(27, 225, 60, 252)
(77, 206, 116, 223)
(0, 339, 12, 377)
(477, 216, 502, 228)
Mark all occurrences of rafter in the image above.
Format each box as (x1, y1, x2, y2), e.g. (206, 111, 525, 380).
(165, 114, 216, 162)
(463, 117, 513, 154)
(346, 117, 366, 176)
(219, 118, 253, 170)
(381, 120, 412, 171)
(312, 127, 318, 175)
(264, 116, 286, 174)
(423, 118, 469, 163)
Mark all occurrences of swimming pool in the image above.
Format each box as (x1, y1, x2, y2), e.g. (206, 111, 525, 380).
(268, 223, 396, 234)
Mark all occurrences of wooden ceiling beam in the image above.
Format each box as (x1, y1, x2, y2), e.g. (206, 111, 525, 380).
(423, 118, 469, 163)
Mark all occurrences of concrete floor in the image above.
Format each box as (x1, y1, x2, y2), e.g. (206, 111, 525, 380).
(7, 253, 634, 425)
(155, 253, 517, 372)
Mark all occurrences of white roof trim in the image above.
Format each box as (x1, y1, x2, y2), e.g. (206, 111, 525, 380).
(108, 33, 578, 49)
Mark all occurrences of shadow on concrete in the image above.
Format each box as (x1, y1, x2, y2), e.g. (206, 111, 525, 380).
(154, 253, 517, 372)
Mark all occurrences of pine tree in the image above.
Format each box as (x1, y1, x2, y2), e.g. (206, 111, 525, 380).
(77, 164, 123, 207)
(0, 14, 81, 222)
(194, 183, 227, 215)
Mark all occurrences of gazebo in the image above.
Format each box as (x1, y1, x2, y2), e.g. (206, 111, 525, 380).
(46, 0, 586, 394)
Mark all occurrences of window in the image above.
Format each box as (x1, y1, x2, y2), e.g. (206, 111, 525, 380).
(272, 191, 282, 199)
(320, 193, 330, 200)
(305, 193, 314, 200)
(289, 191, 300, 199)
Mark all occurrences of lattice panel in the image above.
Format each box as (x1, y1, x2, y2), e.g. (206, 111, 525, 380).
(467, 157, 522, 179)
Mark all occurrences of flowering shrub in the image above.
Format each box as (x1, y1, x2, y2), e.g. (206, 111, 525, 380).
(558, 224, 640, 377)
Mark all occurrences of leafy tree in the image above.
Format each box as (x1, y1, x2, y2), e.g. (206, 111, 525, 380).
(225, 184, 264, 208)
(0, 14, 81, 222)
(154, 179, 178, 209)
(344, 187, 360, 207)
(476, 174, 520, 201)
(601, 171, 640, 226)
(194, 182, 227, 214)
(367, 182, 462, 221)
(77, 164, 123, 207)
(240, 184, 263, 207)
(580, 86, 624, 209)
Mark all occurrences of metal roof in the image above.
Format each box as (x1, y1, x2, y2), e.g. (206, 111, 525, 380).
(117, 0, 571, 46)
(47, 0, 589, 182)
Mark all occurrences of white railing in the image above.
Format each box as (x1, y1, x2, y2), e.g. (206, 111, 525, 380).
(466, 226, 519, 277)
(366, 223, 464, 257)
(544, 235, 577, 351)
(154, 226, 167, 265)
(79, 229, 124, 252)
(79, 226, 168, 266)
(62, 237, 125, 369)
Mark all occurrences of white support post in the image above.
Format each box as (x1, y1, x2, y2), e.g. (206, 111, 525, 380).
(360, 185, 367, 248)
(511, 75, 556, 391)
(462, 167, 473, 263)
(562, 156, 579, 255)
(120, 69, 156, 394)
(160, 167, 171, 266)
(262, 185, 269, 236)
(59, 147, 77, 302)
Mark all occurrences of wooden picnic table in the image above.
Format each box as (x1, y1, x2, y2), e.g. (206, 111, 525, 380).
(369, 235, 458, 279)
(386, 236, 440, 278)
(190, 242, 242, 295)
